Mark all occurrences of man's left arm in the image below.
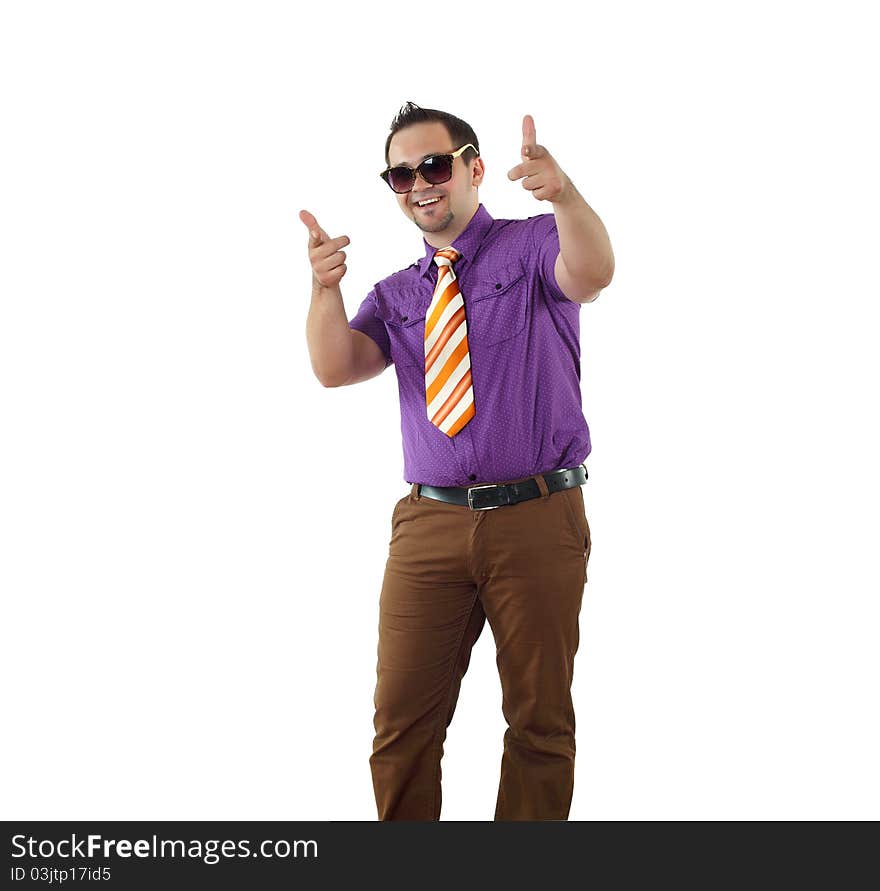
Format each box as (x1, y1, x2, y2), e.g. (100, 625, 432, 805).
(508, 114, 615, 304)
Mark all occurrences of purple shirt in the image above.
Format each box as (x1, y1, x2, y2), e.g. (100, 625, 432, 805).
(349, 202, 591, 486)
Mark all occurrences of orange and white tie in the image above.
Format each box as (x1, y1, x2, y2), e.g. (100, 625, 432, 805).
(425, 247, 475, 437)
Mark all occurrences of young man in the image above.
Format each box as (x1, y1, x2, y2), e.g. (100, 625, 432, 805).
(301, 102, 614, 820)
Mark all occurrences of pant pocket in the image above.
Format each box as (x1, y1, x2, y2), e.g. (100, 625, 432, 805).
(583, 516, 592, 584)
(391, 495, 408, 530)
(560, 485, 588, 541)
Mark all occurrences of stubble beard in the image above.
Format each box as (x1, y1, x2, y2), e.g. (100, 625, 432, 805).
(413, 207, 454, 233)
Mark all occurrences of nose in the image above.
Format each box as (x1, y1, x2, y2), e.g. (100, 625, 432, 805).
(411, 167, 438, 196)
(413, 168, 432, 187)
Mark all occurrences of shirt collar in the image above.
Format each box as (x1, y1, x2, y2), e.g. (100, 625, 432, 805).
(417, 203, 494, 279)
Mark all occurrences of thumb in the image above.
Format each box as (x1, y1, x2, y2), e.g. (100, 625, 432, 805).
(521, 113, 537, 159)
(299, 209, 325, 245)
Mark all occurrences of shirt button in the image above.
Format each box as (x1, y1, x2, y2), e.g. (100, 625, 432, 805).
(468, 474, 477, 481)
(495, 283, 502, 290)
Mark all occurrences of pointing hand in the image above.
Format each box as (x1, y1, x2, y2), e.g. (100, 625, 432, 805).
(506, 115, 572, 203)
(300, 209, 350, 288)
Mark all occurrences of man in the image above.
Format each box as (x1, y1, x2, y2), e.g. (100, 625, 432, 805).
(301, 102, 614, 821)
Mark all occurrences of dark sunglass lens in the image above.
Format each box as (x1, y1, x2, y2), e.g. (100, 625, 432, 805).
(388, 167, 415, 193)
(420, 155, 453, 184)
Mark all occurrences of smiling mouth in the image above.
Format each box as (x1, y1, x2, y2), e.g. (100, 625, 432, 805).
(415, 196, 443, 208)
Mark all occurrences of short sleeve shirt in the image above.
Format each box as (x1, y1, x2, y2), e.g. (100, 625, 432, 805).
(349, 203, 592, 486)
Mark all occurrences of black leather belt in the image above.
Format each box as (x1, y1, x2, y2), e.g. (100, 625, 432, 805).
(417, 464, 587, 511)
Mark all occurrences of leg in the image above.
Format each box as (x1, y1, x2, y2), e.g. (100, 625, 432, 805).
(477, 481, 591, 820)
(370, 489, 486, 820)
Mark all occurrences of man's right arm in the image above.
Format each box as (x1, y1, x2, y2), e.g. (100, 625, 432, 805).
(306, 281, 387, 387)
(300, 209, 388, 388)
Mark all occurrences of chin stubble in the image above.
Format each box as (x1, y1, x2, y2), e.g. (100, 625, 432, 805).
(414, 208, 454, 232)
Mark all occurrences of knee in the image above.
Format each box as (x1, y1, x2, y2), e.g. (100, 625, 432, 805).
(373, 673, 442, 738)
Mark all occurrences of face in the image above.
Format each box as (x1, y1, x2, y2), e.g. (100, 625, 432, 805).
(386, 121, 485, 244)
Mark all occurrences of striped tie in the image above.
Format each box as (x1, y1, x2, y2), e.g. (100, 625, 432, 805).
(425, 247, 475, 437)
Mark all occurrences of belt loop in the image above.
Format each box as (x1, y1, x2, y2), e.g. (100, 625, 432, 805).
(534, 473, 550, 499)
(411, 483, 421, 501)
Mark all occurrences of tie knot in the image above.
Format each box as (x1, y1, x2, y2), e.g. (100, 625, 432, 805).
(433, 247, 460, 268)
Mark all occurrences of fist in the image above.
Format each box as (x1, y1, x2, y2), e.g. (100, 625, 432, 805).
(506, 114, 572, 203)
(300, 209, 350, 288)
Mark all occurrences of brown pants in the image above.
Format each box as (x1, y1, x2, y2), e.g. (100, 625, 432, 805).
(369, 470, 592, 821)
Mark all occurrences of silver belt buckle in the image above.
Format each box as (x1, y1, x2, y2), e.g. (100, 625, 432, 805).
(467, 484, 503, 510)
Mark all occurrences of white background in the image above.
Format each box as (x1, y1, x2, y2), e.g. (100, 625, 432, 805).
(2, 0, 878, 821)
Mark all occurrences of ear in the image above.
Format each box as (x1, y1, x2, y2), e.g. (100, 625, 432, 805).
(471, 157, 486, 188)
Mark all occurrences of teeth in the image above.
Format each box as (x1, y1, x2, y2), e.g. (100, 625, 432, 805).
(418, 197, 441, 206)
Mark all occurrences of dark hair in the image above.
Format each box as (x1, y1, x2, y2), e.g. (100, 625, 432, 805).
(384, 101, 480, 168)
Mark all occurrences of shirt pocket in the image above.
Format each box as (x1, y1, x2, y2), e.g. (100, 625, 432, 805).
(464, 261, 528, 346)
(376, 289, 430, 368)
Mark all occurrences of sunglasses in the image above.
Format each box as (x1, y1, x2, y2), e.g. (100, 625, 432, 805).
(379, 143, 479, 194)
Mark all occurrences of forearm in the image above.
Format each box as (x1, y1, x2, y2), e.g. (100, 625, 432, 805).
(552, 181, 615, 289)
(306, 281, 356, 387)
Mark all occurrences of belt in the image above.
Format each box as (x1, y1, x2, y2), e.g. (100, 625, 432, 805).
(416, 464, 588, 511)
